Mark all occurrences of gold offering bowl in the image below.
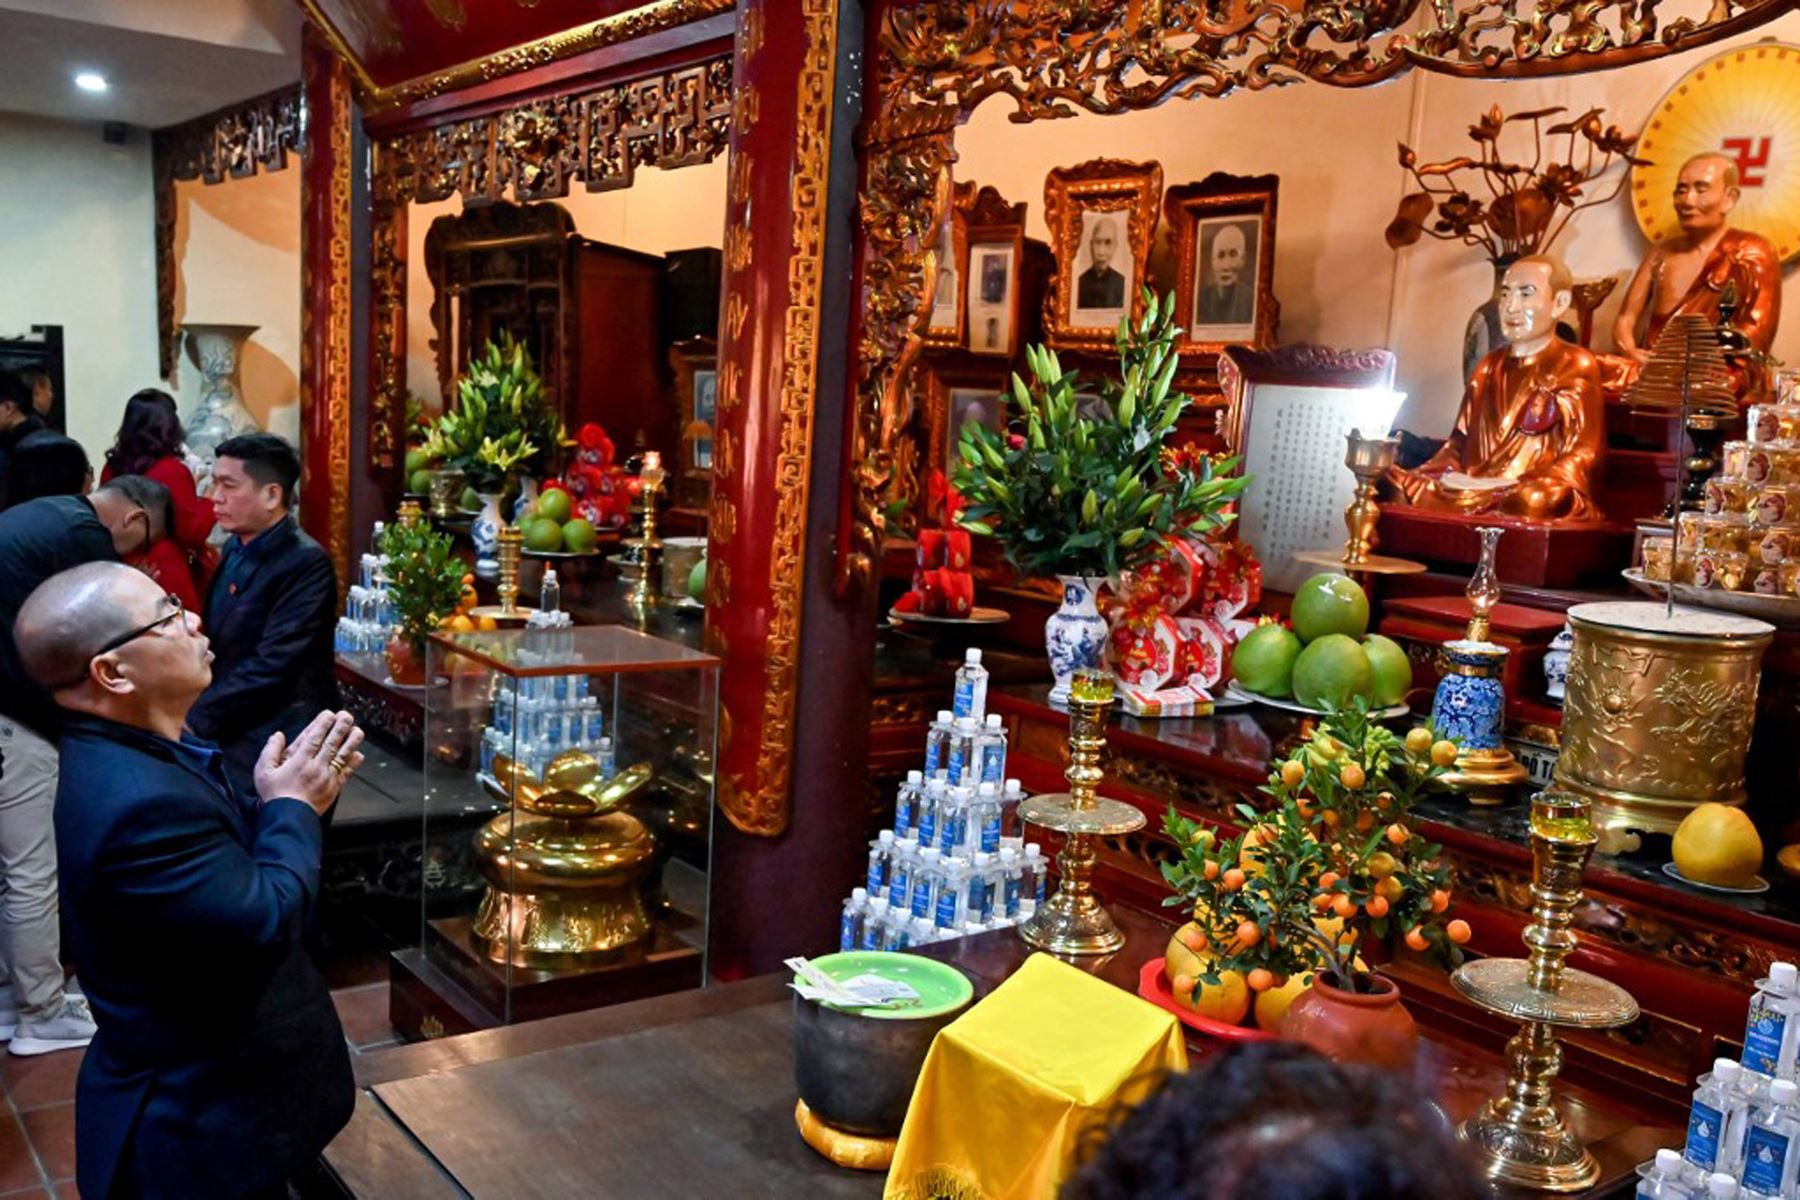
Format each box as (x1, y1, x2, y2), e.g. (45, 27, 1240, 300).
(472, 755, 660, 968)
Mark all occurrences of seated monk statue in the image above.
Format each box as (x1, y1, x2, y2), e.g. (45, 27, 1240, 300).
(1601, 152, 1781, 397)
(1383, 255, 1604, 522)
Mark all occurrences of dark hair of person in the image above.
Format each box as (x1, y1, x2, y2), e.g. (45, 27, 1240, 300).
(1062, 1042, 1480, 1200)
(105, 389, 185, 478)
(215, 431, 300, 508)
(95, 474, 173, 542)
(0, 370, 29, 415)
(4, 432, 89, 508)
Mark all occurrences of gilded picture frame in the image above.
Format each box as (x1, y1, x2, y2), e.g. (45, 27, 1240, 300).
(961, 184, 1028, 358)
(923, 181, 974, 349)
(670, 335, 718, 509)
(1043, 158, 1163, 351)
(1166, 172, 1281, 356)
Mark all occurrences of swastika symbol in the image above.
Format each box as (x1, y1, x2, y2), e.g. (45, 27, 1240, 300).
(1721, 136, 1772, 188)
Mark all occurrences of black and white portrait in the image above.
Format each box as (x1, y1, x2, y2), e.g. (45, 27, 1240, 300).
(966, 243, 1015, 356)
(1192, 215, 1261, 340)
(1071, 210, 1131, 326)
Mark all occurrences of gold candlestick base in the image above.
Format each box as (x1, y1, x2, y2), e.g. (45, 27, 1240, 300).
(1018, 670, 1145, 957)
(1452, 792, 1638, 1192)
(1438, 746, 1531, 806)
(1297, 431, 1426, 576)
(626, 457, 667, 613)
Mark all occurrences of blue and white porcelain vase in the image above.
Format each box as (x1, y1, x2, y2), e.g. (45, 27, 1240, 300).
(472, 491, 503, 579)
(1543, 623, 1575, 705)
(1429, 640, 1510, 752)
(1046, 574, 1108, 704)
(511, 477, 540, 524)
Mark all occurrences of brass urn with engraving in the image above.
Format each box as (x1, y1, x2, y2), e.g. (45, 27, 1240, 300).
(1553, 602, 1772, 850)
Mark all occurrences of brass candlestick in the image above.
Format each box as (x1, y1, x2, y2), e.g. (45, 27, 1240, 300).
(627, 451, 666, 613)
(1433, 526, 1529, 803)
(1019, 669, 1145, 956)
(1453, 791, 1638, 1192)
(470, 523, 533, 628)
(1294, 429, 1425, 576)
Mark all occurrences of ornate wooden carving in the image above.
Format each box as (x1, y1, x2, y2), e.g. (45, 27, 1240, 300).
(840, 0, 1794, 592)
(151, 85, 303, 380)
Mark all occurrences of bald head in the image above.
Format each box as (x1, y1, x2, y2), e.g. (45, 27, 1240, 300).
(15, 561, 139, 694)
(1684, 152, 1740, 192)
(1212, 223, 1248, 287)
(1673, 153, 1740, 237)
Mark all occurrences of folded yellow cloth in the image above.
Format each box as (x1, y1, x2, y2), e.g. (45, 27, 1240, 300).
(884, 953, 1188, 1200)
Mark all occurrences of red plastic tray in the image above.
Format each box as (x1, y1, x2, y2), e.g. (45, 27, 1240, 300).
(1137, 956, 1279, 1044)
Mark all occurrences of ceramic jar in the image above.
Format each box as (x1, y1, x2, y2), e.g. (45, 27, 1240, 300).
(1543, 624, 1575, 705)
(1282, 973, 1419, 1072)
(1046, 575, 1108, 704)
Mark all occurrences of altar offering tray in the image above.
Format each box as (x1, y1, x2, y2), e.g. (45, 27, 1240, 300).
(1623, 568, 1800, 628)
(1224, 681, 1408, 721)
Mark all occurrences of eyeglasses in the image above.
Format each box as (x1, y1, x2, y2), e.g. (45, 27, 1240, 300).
(92, 593, 187, 658)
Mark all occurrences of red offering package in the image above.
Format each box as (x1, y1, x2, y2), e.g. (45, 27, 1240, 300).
(917, 529, 948, 569)
(944, 530, 972, 570)
(941, 570, 975, 617)
(919, 568, 950, 615)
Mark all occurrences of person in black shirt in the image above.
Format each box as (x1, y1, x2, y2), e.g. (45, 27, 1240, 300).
(0, 478, 168, 1056)
(4, 432, 92, 508)
(0, 370, 46, 486)
(188, 434, 339, 798)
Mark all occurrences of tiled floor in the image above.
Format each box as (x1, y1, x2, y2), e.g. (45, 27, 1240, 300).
(1, 984, 401, 1198)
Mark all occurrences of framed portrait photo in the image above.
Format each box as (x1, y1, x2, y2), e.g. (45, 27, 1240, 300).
(1166, 173, 1280, 355)
(1043, 158, 1163, 351)
(960, 184, 1028, 358)
(918, 360, 1010, 484)
(923, 181, 973, 349)
(669, 336, 718, 508)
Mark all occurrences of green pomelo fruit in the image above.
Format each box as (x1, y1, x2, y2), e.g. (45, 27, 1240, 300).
(1290, 573, 1370, 643)
(407, 468, 433, 495)
(524, 518, 564, 552)
(1231, 623, 1302, 698)
(536, 487, 572, 524)
(460, 486, 482, 513)
(404, 448, 432, 475)
(1291, 634, 1373, 710)
(1362, 634, 1412, 707)
(562, 518, 597, 553)
(688, 556, 707, 602)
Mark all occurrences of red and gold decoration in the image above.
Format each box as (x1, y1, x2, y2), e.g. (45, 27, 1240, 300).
(562, 423, 634, 532)
(1633, 43, 1800, 263)
(1105, 533, 1262, 718)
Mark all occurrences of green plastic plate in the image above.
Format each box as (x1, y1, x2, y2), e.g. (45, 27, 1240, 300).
(804, 952, 974, 1021)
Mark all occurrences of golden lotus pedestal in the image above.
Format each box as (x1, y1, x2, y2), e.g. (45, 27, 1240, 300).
(1554, 601, 1772, 851)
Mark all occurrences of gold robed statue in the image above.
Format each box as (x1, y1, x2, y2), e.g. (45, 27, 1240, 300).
(1383, 255, 1605, 522)
(1602, 152, 1782, 399)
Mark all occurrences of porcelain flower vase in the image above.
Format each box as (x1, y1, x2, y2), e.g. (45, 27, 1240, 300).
(1046, 575, 1108, 704)
(472, 492, 504, 579)
(182, 323, 262, 463)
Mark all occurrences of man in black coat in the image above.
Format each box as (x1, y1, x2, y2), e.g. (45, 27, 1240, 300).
(15, 561, 362, 1199)
(187, 434, 339, 795)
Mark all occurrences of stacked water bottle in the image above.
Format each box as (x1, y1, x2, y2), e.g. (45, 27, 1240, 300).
(838, 649, 1052, 954)
(334, 522, 400, 652)
(1642, 961, 1800, 1198)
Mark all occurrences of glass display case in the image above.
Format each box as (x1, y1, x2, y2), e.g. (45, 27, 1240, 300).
(415, 624, 720, 1029)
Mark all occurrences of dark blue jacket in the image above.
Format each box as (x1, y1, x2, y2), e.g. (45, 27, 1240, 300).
(188, 516, 339, 792)
(55, 714, 352, 1200)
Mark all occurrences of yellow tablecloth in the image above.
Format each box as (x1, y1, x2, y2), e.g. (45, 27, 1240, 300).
(884, 953, 1188, 1199)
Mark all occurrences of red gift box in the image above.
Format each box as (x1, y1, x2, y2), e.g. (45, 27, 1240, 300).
(917, 529, 948, 569)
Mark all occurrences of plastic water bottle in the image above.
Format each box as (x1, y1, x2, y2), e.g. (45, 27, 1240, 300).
(1687, 1059, 1752, 1185)
(868, 832, 893, 894)
(953, 648, 989, 721)
(998, 847, 1022, 919)
(946, 717, 979, 785)
(1025, 842, 1049, 903)
(969, 851, 996, 924)
(839, 889, 867, 951)
(1705, 1174, 1740, 1199)
(916, 774, 942, 849)
(895, 770, 923, 840)
(1002, 778, 1025, 838)
(1638, 1148, 1690, 1198)
(540, 567, 561, 613)
(977, 714, 1007, 785)
(910, 848, 941, 921)
(887, 841, 912, 908)
(583, 698, 604, 747)
(1741, 1079, 1800, 1198)
(1745, 963, 1800, 1082)
(974, 781, 1002, 854)
(598, 736, 616, 779)
(938, 785, 972, 858)
(924, 710, 953, 776)
(934, 860, 967, 931)
(859, 898, 888, 950)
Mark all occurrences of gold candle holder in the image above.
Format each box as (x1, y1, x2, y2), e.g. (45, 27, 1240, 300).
(1018, 669, 1146, 956)
(470, 522, 533, 628)
(1294, 429, 1425, 576)
(1452, 791, 1638, 1192)
(627, 451, 666, 614)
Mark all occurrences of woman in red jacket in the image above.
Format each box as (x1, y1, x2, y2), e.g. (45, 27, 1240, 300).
(99, 390, 215, 609)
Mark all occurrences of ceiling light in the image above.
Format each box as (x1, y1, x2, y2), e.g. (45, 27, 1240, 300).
(73, 72, 108, 93)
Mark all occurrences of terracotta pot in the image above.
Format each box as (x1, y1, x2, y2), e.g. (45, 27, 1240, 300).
(1281, 972, 1418, 1071)
(385, 634, 428, 686)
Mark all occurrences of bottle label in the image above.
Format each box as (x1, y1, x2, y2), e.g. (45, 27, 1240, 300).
(867, 859, 885, 892)
(888, 866, 908, 906)
(918, 807, 937, 847)
(1004, 877, 1021, 917)
(1686, 1099, 1724, 1169)
(973, 879, 993, 922)
(981, 746, 1004, 785)
(953, 677, 977, 719)
(980, 815, 1000, 854)
(859, 921, 879, 951)
(947, 745, 966, 785)
(935, 889, 958, 929)
(924, 738, 942, 774)
(911, 877, 931, 919)
(1744, 1002, 1788, 1077)
(839, 911, 856, 951)
(1743, 1125, 1791, 1194)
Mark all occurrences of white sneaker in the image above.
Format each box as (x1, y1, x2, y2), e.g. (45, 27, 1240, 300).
(9, 995, 95, 1056)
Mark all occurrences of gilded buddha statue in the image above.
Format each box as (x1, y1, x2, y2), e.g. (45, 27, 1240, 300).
(1601, 152, 1782, 398)
(1384, 255, 1605, 522)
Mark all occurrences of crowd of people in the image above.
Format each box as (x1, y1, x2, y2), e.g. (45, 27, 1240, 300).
(0, 369, 359, 1197)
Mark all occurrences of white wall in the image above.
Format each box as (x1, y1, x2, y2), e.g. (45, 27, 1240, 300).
(0, 113, 161, 460)
(952, 16, 1800, 436)
(404, 155, 729, 406)
(172, 170, 302, 445)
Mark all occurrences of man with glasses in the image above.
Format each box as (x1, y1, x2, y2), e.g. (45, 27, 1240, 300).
(14, 562, 361, 1200)
(0, 475, 167, 1056)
